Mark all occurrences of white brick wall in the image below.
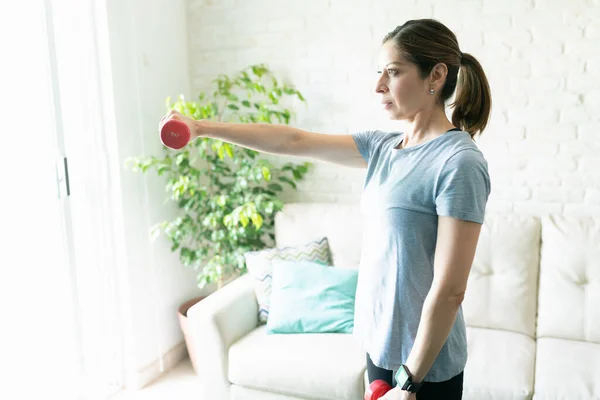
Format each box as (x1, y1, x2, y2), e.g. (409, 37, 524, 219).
(188, 0, 600, 217)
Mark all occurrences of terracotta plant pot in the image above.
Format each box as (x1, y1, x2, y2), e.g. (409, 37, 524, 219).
(177, 296, 206, 374)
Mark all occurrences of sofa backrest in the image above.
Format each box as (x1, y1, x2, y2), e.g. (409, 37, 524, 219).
(462, 214, 541, 338)
(537, 216, 600, 343)
(274, 203, 598, 343)
(274, 203, 364, 268)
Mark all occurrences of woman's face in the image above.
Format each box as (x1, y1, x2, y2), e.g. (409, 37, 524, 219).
(376, 41, 430, 121)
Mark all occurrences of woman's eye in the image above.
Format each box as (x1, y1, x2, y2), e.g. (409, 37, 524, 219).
(376, 69, 399, 76)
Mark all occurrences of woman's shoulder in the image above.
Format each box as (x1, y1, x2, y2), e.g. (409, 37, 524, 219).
(352, 129, 402, 151)
(441, 130, 487, 161)
(353, 129, 401, 141)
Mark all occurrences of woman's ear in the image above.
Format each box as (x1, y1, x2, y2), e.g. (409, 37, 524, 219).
(430, 63, 448, 91)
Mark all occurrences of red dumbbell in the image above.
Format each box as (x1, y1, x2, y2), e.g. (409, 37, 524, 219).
(160, 118, 191, 150)
(364, 379, 393, 400)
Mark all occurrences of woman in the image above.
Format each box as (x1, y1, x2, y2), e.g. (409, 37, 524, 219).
(162, 19, 491, 400)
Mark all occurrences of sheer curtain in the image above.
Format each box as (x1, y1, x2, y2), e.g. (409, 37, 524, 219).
(0, 0, 127, 398)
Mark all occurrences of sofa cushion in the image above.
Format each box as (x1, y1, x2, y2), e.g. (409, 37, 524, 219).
(229, 325, 366, 400)
(231, 385, 309, 400)
(245, 237, 332, 324)
(537, 216, 600, 342)
(266, 260, 358, 334)
(275, 203, 364, 268)
(463, 327, 535, 400)
(462, 214, 541, 337)
(533, 338, 600, 399)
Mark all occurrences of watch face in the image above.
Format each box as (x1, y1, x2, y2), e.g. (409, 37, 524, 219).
(395, 366, 409, 385)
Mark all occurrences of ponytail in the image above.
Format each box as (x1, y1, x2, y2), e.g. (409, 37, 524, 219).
(451, 53, 492, 138)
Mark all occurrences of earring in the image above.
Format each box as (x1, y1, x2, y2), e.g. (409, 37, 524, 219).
(429, 89, 435, 95)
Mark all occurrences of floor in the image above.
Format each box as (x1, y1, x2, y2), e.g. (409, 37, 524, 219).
(112, 358, 201, 400)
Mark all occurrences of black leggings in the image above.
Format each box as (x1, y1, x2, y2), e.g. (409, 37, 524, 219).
(366, 354, 464, 400)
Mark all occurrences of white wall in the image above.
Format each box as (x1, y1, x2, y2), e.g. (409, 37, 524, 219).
(104, 0, 208, 388)
(188, 0, 600, 216)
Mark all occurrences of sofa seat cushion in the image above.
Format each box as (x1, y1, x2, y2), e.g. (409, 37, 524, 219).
(231, 385, 311, 400)
(533, 338, 600, 400)
(463, 327, 535, 400)
(229, 325, 366, 400)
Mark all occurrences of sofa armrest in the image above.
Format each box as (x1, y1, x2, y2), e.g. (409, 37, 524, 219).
(187, 273, 258, 398)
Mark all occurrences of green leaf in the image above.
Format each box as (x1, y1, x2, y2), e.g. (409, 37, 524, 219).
(261, 167, 271, 181)
(269, 92, 279, 104)
(281, 110, 291, 124)
(176, 153, 186, 165)
(216, 195, 227, 207)
(298, 163, 309, 174)
(240, 74, 251, 85)
(251, 65, 267, 78)
(225, 144, 234, 159)
(268, 183, 283, 191)
(278, 176, 297, 189)
(227, 104, 240, 111)
(253, 83, 265, 93)
(265, 201, 274, 214)
(251, 213, 263, 230)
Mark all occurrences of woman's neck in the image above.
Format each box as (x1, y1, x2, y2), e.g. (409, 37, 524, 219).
(398, 108, 456, 149)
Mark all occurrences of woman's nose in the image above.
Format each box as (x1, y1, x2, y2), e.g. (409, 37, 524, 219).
(375, 76, 388, 94)
(375, 82, 388, 94)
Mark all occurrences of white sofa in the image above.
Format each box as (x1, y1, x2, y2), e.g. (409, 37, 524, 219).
(188, 202, 600, 400)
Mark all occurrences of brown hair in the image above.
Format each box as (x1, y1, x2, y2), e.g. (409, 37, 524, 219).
(382, 19, 492, 138)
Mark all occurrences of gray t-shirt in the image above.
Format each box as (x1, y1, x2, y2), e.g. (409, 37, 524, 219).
(351, 129, 491, 382)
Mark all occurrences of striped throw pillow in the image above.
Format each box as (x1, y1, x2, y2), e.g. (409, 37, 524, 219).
(244, 237, 332, 324)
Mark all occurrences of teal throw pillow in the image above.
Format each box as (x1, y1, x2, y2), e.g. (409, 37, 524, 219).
(266, 260, 358, 334)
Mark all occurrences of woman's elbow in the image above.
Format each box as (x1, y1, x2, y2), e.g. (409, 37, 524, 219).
(430, 285, 466, 308)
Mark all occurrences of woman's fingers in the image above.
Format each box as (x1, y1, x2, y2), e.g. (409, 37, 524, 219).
(168, 109, 181, 118)
(159, 109, 186, 132)
(158, 114, 170, 130)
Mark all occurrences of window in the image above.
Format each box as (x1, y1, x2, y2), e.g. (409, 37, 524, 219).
(0, 0, 127, 398)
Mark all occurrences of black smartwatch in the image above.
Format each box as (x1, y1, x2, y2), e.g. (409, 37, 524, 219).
(395, 364, 423, 393)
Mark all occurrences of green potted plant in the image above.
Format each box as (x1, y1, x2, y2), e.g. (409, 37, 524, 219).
(129, 64, 311, 372)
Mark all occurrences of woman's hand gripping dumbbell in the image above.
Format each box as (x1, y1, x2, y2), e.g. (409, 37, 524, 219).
(159, 110, 198, 150)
